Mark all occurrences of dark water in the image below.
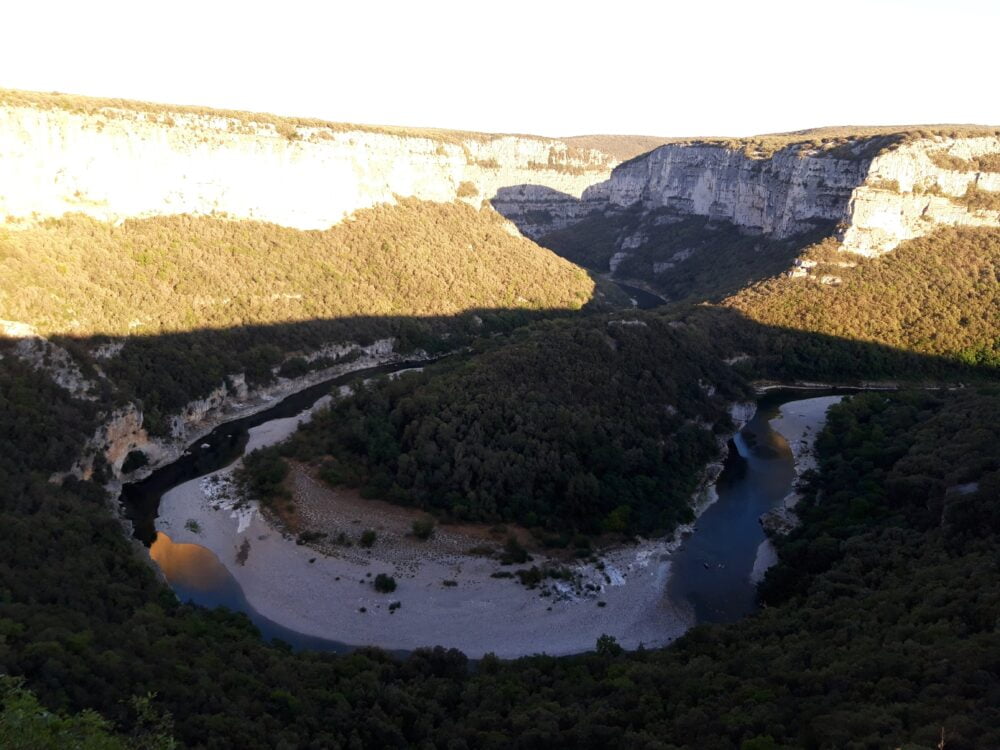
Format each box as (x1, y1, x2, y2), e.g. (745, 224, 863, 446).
(666, 389, 849, 622)
(613, 281, 667, 309)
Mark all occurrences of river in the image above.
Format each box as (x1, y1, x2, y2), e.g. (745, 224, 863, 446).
(666, 389, 847, 622)
(122, 371, 850, 653)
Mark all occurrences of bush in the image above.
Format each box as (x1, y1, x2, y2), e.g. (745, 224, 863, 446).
(500, 536, 529, 565)
(373, 573, 397, 593)
(412, 517, 435, 540)
(359, 529, 377, 548)
(456, 181, 479, 197)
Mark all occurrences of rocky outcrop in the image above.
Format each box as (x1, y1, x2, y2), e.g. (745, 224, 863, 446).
(842, 136, 1000, 255)
(71, 338, 424, 483)
(0, 101, 617, 231)
(1, 319, 100, 399)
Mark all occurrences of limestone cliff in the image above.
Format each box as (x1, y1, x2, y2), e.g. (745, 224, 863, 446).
(0, 95, 617, 231)
(585, 144, 869, 239)
(71, 338, 418, 483)
(842, 136, 1000, 255)
(542, 134, 1000, 259)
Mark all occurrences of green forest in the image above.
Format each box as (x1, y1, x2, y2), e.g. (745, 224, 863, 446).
(2, 332, 998, 747)
(243, 315, 751, 537)
(727, 227, 1000, 366)
(0, 200, 593, 336)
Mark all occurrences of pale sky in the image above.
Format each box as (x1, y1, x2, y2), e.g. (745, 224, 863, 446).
(4, 0, 998, 137)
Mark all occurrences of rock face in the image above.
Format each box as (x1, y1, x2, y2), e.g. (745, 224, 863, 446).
(71, 339, 417, 483)
(0, 103, 617, 231)
(842, 136, 1000, 255)
(545, 136, 1000, 257)
(3, 98, 997, 258)
(585, 145, 869, 239)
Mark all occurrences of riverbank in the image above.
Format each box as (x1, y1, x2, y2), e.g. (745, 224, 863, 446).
(154, 394, 695, 658)
(750, 395, 843, 582)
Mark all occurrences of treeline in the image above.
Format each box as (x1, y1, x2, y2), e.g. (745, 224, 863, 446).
(249, 315, 751, 538)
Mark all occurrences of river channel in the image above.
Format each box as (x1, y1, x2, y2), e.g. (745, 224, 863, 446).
(122, 368, 849, 653)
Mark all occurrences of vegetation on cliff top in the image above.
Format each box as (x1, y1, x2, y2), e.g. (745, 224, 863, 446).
(614, 124, 1000, 167)
(0, 88, 615, 167)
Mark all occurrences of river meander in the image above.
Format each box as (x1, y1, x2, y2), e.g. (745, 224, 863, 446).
(122, 379, 851, 654)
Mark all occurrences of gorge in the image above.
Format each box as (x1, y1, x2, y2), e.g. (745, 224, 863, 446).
(1, 88, 998, 749)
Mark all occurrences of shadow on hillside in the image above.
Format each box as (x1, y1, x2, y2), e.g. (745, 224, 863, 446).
(4, 301, 991, 438)
(491, 184, 840, 304)
(490, 185, 598, 240)
(0, 301, 995, 668)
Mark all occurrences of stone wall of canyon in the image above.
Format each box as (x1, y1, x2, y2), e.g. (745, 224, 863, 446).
(571, 135, 1000, 256)
(0, 104, 616, 231)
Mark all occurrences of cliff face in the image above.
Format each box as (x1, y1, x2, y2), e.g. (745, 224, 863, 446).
(4, 99, 997, 259)
(842, 136, 1000, 255)
(0, 104, 616, 230)
(69, 338, 412, 483)
(586, 145, 869, 239)
(564, 136, 1000, 257)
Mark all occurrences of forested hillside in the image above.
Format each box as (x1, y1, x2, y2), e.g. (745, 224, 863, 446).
(1, 200, 593, 336)
(727, 226, 1000, 366)
(3, 333, 998, 747)
(1, 199, 605, 430)
(544, 212, 999, 369)
(244, 315, 751, 538)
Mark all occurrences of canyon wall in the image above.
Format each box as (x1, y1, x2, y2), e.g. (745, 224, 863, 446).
(842, 136, 1000, 255)
(3, 95, 997, 258)
(585, 144, 869, 239)
(568, 135, 1000, 256)
(0, 101, 616, 231)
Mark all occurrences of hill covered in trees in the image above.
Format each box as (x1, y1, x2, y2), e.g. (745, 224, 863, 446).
(726, 226, 1000, 367)
(3, 330, 998, 747)
(244, 315, 752, 538)
(1, 200, 593, 337)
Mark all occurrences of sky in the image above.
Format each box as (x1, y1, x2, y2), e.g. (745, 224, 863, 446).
(4, 0, 998, 138)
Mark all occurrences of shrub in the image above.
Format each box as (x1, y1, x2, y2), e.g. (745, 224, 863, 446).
(373, 573, 396, 593)
(411, 517, 435, 540)
(595, 633, 622, 655)
(359, 529, 377, 548)
(456, 181, 478, 197)
(500, 536, 529, 565)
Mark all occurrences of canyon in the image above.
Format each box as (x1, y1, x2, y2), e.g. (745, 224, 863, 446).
(3, 93, 999, 264)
